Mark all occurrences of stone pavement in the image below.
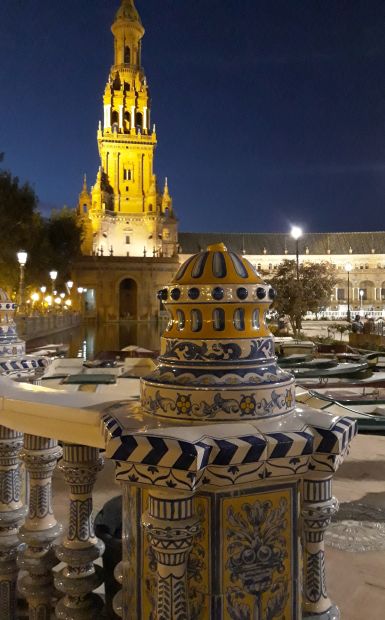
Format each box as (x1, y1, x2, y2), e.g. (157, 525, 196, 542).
(328, 433, 385, 620)
(51, 433, 385, 619)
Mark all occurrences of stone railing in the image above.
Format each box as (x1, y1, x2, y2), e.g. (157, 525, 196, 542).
(15, 312, 81, 340)
(0, 382, 356, 620)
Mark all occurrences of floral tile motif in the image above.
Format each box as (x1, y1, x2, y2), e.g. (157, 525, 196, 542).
(222, 486, 297, 619)
(161, 338, 274, 363)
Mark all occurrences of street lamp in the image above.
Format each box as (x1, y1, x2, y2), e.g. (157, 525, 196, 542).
(345, 262, 352, 322)
(17, 250, 28, 312)
(359, 289, 364, 311)
(290, 226, 303, 281)
(49, 270, 58, 294)
(66, 280, 73, 296)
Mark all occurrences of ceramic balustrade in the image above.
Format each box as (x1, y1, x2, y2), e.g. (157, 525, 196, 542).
(0, 425, 26, 620)
(0, 426, 353, 620)
(54, 443, 105, 620)
(0, 432, 110, 620)
(18, 434, 63, 619)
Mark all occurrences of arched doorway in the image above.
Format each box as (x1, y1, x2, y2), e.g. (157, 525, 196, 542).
(119, 278, 137, 319)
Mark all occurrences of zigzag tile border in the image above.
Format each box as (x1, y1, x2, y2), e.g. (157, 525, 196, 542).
(102, 412, 357, 490)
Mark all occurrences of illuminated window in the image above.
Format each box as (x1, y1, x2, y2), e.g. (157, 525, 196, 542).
(123, 169, 131, 181)
(191, 309, 202, 332)
(213, 308, 225, 331)
(252, 309, 259, 329)
(177, 310, 185, 331)
(233, 308, 245, 331)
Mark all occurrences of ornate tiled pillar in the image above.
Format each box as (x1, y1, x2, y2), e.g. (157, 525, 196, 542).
(18, 435, 62, 619)
(0, 426, 25, 620)
(142, 490, 200, 620)
(113, 485, 140, 619)
(302, 475, 340, 619)
(55, 444, 105, 619)
(102, 242, 357, 619)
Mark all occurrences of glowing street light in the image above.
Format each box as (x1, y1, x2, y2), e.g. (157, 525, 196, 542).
(17, 250, 28, 311)
(40, 286, 47, 294)
(49, 270, 58, 294)
(359, 289, 364, 310)
(290, 226, 303, 281)
(345, 263, 352, 322)
(77, 287, 84, 294)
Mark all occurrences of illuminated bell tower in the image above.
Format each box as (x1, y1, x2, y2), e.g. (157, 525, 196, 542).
(79, 0, 178, 258)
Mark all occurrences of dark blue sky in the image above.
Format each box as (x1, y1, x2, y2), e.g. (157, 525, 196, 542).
(2, 0, 385, 233)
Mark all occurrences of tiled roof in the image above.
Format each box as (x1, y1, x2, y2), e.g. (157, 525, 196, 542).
(178, 232, 385, 256)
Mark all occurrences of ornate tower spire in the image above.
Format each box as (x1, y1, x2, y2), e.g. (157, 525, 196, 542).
(112, 0, 144, 69)
(77, 0, 178, 257)
(162, 177, 172, 213)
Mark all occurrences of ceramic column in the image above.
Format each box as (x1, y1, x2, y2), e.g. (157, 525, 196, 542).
(113, 485, 140, 619)
(55, 444, 105, 619)
(18, 435, 62, 619)
(302, 475, 339, 619)
(0, 426, 25, 620)
(142, 490, 200, 620)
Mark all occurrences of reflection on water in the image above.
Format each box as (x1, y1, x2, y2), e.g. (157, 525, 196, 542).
(27, 321, 165, 359)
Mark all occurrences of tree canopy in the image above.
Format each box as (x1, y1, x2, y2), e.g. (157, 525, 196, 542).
(0, 154, 83, 293)
(269, 260, 337, 335)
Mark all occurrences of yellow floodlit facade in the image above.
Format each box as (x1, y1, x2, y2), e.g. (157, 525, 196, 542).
(77, 0, 177, 259)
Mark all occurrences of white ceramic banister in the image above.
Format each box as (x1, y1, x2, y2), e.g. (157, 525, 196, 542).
(54, 444, 105, 619)
(0, 425, 26, 620)
(18, 434, 62, 619)
(302, 475, 340, 619)
(0, 354, 357, 620)
(142, 490, 200, 620)
(113, 484, 140, 619)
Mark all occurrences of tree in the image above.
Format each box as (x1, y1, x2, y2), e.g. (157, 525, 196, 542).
(44, 207, 83, 281)
(0, 156, 83, 293)
(0, 154, 42, 290)
(269, 260, 336, 336)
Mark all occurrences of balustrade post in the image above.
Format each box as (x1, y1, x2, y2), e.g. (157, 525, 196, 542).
(0, 426, 25, 620)
(55, 444, 105, 619)
(302, 475, 340, 619)
(18, 435, 62, 619)
(142, 490, 200, 620)
(113, 485, 139, 619)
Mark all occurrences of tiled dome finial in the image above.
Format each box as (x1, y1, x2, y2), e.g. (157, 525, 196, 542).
(141, 244, 295, 422)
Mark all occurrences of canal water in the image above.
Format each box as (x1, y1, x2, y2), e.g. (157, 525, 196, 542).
(27, 321, 164, 359)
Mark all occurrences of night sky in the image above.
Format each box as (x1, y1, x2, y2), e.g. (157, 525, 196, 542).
(2, 0, 385, 234)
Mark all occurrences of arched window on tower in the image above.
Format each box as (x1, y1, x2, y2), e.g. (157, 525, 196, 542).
(124, 46, 131, 64)
(124, 111, 130, 131)
(111, 110, 119, 133)
(136, 112, 143, 131)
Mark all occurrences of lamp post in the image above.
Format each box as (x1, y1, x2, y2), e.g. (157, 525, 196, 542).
(17, 251, 28, 312)
(359, 289, 364, 312)
(66, 280, 73, 298)
(49, 270, 58, 295)
(345, 262, 352, 322)
(290, 226, 303, 281)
